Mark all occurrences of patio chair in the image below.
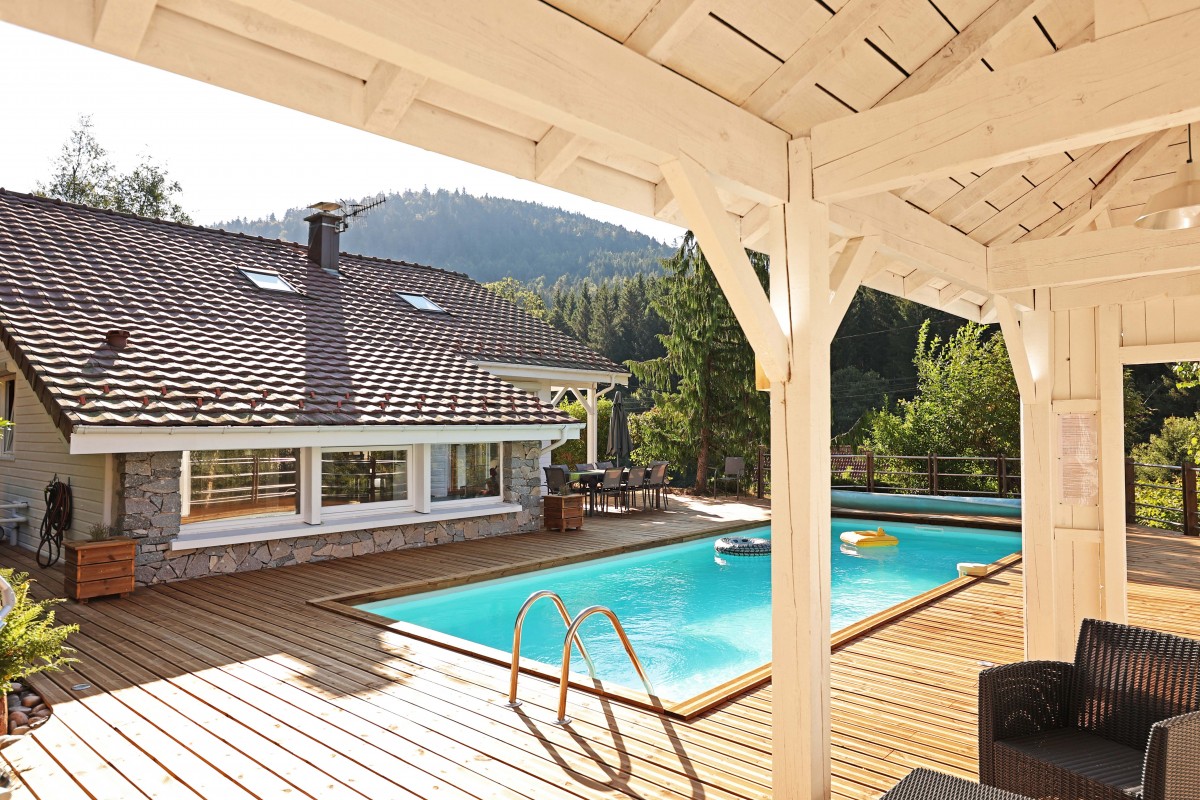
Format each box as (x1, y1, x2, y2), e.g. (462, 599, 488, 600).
(596, 461, 615, 469)
(646, 462, 669, 509)
(710, 457, 746, 497)
(979, 618, 1200, 800)
(599, 468, 625, 512)
(623, 466, 648, 509)
(543, 465, 569, 495)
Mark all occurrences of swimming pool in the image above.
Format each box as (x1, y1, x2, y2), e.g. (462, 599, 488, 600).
(357, 519, 1019, 701)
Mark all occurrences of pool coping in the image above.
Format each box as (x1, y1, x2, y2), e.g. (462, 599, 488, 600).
(310, 520, 1022, 720)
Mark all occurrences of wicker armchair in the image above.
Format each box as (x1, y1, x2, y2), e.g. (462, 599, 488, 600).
(979, 618, 1200, 800)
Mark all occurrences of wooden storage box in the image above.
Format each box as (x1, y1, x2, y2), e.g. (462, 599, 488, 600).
(64, 538, 136, 602)
(544, 494, 584, 532)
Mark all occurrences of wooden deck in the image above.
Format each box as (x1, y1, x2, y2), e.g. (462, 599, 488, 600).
(0, 502, 1197, 800)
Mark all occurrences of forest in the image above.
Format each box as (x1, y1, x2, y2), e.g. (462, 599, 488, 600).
(219, 189, 673, 284)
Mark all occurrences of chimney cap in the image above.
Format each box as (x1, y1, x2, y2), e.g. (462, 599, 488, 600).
(308, 201, 341, 212)
(105, 329, 130, 349)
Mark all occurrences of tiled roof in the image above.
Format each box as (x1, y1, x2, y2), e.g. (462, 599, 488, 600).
(0, 190, 621, 433)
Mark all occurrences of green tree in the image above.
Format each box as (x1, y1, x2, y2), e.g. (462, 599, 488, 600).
(0, 570, 78, 694)
(551, 397, 613, 468)
(867, 321, 1019, 461)
(627, 233, 769, 489)
(483, 277, 548, 319)
(36, 115, 191, 223)
(830, 366, 889, 437)
(1132, 414, 1200, 466)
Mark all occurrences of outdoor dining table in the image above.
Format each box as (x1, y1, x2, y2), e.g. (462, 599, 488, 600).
(568, 468, 627, 515)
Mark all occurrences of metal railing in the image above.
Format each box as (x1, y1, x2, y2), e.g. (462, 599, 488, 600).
(754, 446, 1021, 500)
(1125, 458, 1200, 535)
(554, 606, 655, 725)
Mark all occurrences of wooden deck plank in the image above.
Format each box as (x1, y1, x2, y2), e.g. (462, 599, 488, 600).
(0, 498, 1197, 800)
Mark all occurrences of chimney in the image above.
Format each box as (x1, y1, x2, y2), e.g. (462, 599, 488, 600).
(105, 329, 130, 350)
(305, 204, 341, 272)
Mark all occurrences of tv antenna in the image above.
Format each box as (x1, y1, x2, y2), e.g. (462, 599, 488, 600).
(309, 195, 387, 232)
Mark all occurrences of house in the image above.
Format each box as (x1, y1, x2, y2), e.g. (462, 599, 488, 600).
(0, 189, 627, 583)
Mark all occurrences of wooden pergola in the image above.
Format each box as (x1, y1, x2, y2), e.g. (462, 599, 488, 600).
(4, 1, 1199, 796)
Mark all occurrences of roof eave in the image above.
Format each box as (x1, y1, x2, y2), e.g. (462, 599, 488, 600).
(68, 420, 584, 455)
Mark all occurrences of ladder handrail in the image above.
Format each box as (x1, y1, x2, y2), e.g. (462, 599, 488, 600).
(555, 605, 655, 725)
(507, 590, 596, 707)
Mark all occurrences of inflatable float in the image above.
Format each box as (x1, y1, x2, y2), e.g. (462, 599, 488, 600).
(714, 536, 771, 556)
(839, 527, 898, 547)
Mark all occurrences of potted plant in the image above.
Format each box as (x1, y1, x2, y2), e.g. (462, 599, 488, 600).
(0, 569, 76, 736)
(63, 523, 135, 603)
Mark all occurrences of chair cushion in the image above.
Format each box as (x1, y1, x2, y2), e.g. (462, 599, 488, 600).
(996, 728, 1144, 798)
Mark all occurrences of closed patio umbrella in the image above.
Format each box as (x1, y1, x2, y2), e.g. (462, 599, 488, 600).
(606, 391, 633, 467)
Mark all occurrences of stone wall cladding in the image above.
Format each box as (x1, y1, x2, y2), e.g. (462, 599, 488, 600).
(121, 440, 544, 585)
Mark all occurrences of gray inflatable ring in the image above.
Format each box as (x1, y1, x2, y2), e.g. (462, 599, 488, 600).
(714, 536, 771, 556)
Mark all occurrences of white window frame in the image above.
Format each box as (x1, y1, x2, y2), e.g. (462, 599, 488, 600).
(0, 374, 15, 458)
(428, 441, 503, 509)
(318, 446, 415, 516)
(180, 448, 302, 531)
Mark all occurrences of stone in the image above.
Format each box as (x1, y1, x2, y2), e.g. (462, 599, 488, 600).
(150, 513, 181, 530)
(160, 494, 182, 514)
(150, 452, 181, 471)
(7, 712, 27, 728)
(31, 708, 50, 719)
(184, 555, 209, 579)
(351, 540, 373, 557)
(293, 546, 313, 564)
(330, 544, 353, 559)
(267, 540, 290, 563)
(20, 696, 38, 708)
(140, 478, 180, 494)
(121, 498, 157, 516)
(11, 726, 29, 735)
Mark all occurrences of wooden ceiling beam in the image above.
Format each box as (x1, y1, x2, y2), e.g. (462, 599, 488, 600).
(741, 0, 892, 122)
(363, 62, 426, 135)
(1051, 270, 1200, 310)
(534, 127, 587, 184)
(623, 0, 715, 62)
(811, 9, 1200, 200)
(661, 152, 790, 380)
(878, 0, 1052, 107)
(829, 236, 878, 323)
(990, 224, 1200, 291)
(93, 0, 157, 58)
(227, 0, 789, 205)
(829, 192, 989, 295)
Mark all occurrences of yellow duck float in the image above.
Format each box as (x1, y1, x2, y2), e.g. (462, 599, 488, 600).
(840, 527, 899, 547)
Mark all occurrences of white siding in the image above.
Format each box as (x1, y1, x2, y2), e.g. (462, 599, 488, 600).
(0, 353, 107, 549)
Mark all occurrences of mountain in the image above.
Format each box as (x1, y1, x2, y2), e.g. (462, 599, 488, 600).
(214, 189, 674, 284)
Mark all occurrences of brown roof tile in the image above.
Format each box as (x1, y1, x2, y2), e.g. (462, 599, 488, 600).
(0, 190, 620, 433)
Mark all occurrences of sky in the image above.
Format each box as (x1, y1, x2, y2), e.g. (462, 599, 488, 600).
(0, 23, 684, 244)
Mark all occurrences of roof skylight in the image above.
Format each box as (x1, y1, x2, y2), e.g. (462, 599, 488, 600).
(397, 292, 448, 313)
(239, 268, 297, 293)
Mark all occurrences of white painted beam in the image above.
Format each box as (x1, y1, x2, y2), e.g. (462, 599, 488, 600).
(661, 152, 791, 381)
(990, 224, 1200, 291)
(811, 10, 1200, 200)
(828, 236, 878, 330)
(1095, 0, 1200, 38)
(623, 0, 714, 62)
(770, 137, 832, 800)
(830, 193, 989, 294)
(1097, 304, 1128, 623)
(93, 0, 157, 58)
(1051, 270, 1200, 310)
(363, 61, 426, 135)
(993, 295, 1035, 397)
(1058, 128, 1176, 236)
(535, 126, 587, 184)
(878, 0, 1052, 106)
(228, 0, 789, 206)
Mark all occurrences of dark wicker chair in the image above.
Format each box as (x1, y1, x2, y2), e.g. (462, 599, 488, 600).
(979, 618, 1200, 800)
(881, 768, 1034, 799)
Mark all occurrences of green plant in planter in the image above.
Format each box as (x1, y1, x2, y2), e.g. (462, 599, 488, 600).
(0, 569, 78, 694)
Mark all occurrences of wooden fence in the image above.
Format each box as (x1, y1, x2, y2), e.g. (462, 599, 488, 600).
(1125, 458, 1200, 535)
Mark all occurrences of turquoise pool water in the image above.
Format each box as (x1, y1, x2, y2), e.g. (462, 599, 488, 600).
(358, 519, 1020, 700)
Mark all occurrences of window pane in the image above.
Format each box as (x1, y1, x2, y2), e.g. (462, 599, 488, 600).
(431, 442, 499, 502)
(186, 449, 298, 523)
(240, 268, 296, 293)
(1, 379, 13, 454)
(322, 449, 409, 507)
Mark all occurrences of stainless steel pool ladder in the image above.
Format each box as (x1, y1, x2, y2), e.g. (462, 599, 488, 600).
(507, 590, 597, 708)
(553, 605, 655, 725)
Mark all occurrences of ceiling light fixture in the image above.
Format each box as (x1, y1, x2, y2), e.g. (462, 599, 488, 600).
(1135, 124, 1200, 230)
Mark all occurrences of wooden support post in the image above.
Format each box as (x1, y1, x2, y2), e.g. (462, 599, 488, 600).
(756, 445, 766, 500)
(1097, 303, 1128, 624)
(1125, 458, 1137, 523)
(865, 451, 875, 493)
(1184, 462, 1198, 536)
(998, 454, 1007, 498)
(769, 140, 833, 800)
(929, 454, 939, 496)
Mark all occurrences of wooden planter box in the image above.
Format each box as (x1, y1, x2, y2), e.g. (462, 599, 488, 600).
(64, 538, 135, 603)
(544, 494, 584, 532)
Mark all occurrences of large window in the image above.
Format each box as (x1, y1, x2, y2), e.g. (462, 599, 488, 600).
(184, 449, 299, 523)
(431, 442, 500, 503)
(321, 448, 410, 509)
(0, 375, 13, 456)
